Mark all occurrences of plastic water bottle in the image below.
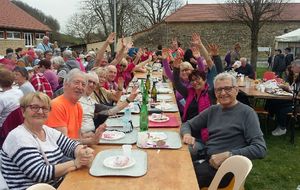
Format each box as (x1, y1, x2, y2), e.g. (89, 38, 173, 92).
(123, 107, 132, 132)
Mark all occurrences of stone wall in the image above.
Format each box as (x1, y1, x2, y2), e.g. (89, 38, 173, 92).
(132, 21, 300, 58)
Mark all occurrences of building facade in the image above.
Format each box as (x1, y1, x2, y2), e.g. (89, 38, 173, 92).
(0, 0, 51, 55)
(132, 3, 300, 58)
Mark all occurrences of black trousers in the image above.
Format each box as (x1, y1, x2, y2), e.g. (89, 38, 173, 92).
(193, 160, 233, 188)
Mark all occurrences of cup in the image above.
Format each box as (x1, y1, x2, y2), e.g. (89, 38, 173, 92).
(122, 145, 132, 158)
(260, 86, 266, 93)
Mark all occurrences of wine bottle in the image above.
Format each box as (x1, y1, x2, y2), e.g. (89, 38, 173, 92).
(151, 81, 157, 102)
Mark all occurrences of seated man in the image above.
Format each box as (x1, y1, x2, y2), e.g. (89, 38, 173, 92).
(46, 68, 105, 145)
(234, 57, 255, 79)
(180, 72, 266, 188)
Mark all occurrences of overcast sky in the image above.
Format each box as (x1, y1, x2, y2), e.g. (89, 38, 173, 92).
(19, 0, 299, 33)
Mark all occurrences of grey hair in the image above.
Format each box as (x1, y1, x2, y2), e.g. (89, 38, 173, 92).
(240, 57, 247, 63)
(34, 49, 43, 55)
(213, 72, 237, 87)
(86, 71, 99, 84)
(43, 36, 49, 41)
(63, 68, 87, 85)
(62, 50, 73, 59)
(51, 56, 64, 66)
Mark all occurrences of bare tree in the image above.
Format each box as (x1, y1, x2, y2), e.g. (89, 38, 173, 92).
(137, 0, 183, 25)
(222, 0, 289, 70)
(66, 12, 99, 43)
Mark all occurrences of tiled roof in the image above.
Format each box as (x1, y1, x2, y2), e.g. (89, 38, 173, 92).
(165, 3, 300, 22)
(0, 0, 51, 31)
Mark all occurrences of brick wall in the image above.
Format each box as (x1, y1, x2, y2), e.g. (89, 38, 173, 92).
(132, 21, 300, 58)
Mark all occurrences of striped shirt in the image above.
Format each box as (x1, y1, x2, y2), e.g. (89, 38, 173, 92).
(1, 125, 79, 190)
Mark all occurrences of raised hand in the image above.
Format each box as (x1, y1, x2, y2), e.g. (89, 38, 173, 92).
(173, 51, 182, 68)
(136, 48, 143, 58)
(191, 33, 202, 47)
(208, 43, 220, 56)
(117, 77, 125, 89)
(106, 32, 116, 44)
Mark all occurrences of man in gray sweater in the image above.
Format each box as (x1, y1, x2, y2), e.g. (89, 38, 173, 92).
(180, 72, 267, 188)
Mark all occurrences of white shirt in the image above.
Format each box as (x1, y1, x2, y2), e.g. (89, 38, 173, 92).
(0, 88, 23, 127)
(79, 95, 97, 133)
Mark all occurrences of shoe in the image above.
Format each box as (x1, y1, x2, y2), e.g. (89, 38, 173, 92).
(272, 128, 287, 136)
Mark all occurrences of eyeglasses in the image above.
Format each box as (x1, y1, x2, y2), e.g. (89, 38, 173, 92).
(26, 104, 50, 113)
(214, 86, 235, 94)
(120, 64, 127, 68)
(88, 80, 97, 85)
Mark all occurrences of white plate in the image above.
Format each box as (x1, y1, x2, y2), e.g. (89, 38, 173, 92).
(157, 88, 172, 94)
(157, 94, 172, 101)
(102, 131, 126, 141)
(155, 103, 172, 110)
(103, 155, 136, 169)
(148, 114, 169, 123)
(147, 132, 168, 141)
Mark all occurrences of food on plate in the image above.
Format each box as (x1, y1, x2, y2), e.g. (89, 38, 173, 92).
(113, 156, 130, 167)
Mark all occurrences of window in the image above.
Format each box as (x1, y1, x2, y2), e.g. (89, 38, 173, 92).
(0, 31, 4, 39)
(24, 33, 33, 47)
(35, 33, 45, 39)
(7, 31, 21, 39)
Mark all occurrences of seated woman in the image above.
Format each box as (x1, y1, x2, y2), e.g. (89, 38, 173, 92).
(13, 66, 36, 95)
(265, 59, 300, 136)
(173, 59, 211, 159)
(162, 53, 194, 115)
(92, 67, 124, 106)
(79, 72, 138, 133)
(0, 69, 23, 128)
(1, 92, 95, 190)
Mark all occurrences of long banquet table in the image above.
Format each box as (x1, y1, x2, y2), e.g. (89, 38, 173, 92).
(58, 70, 199, 190)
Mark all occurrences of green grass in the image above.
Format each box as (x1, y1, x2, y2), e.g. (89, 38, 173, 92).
(244, 67, 300, 190)
(242, 67, 300, 189)
(256, 67, 269, 79)
(245, 126, 300, 190)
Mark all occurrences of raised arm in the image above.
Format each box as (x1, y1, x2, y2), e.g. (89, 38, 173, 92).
(110, 37, 127, 66)
(191, 33, 214, 69)
(94, 32, 116, 67)
(208, 44, 224, 73)
(172, 56, 188, 98)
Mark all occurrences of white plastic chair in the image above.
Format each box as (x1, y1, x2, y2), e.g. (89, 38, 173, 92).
(208, 155, 253, 190)
(26, 183, 56, 190)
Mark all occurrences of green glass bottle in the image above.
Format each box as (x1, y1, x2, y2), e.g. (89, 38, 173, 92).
(145, 72, 151, 93)
(139, 103, 148, 132)
(151, 81, 157, 102)
(140, 82, 149, 131)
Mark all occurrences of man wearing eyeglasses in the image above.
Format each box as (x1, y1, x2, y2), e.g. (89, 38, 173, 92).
(46, 69, 105, 145)
(180, 72, 266, 188)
